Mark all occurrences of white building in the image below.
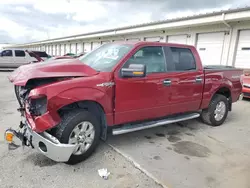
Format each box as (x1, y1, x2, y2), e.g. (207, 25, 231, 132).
(0, 43, 15, 51)
(5, 7, 250, 69)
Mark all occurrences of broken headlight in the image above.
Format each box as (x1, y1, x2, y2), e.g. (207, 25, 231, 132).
(28, 95, 47, 116)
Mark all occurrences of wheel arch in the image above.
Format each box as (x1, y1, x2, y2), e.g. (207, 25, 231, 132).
(58, 100, 108, 140)
(212, 87, 232, 111)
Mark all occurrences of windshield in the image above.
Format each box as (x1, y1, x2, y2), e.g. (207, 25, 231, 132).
(79, 43, 133, 72)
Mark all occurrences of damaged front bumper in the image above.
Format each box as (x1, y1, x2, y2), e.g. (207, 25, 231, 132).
(5, 120, 76, 162)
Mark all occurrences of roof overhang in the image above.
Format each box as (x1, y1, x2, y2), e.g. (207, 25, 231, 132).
(7, 7, 250, 48)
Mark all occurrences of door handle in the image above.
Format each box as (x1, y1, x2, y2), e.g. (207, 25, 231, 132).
(195, 77, 202, 83)
(163, 79, 171, 86)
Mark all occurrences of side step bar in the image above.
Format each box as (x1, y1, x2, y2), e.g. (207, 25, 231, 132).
(112, 113, 200, 135)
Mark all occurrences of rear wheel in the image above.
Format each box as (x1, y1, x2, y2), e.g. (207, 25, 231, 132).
(200, 94, 229, 126)
(54, 109, 101, 165)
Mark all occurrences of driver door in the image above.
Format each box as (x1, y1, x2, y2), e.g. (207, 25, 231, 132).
(114, 45, 172, 125)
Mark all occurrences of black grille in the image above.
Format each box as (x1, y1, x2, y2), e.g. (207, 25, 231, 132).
(243, 92, 250, 97)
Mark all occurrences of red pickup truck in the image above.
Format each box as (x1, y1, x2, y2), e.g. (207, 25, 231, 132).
(5, 42, 243, 164)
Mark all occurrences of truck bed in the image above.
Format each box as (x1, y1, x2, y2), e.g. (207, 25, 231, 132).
(200, 66, 243, 109)
(203, 65, 243, 71)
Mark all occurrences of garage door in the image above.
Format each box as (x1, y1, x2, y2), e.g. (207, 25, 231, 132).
(40, 46, 45, 51)
(48, 46, 50, 55)
(235, 30, 250, 68)
(66, 44, 70, 54)
(54, 45, 57, 55)
(92, 42, 101, 50)
(52, 45, 56, 56)
(57, 45, 60, 55)
(60, 44, 65, 55)
(196, 32, 225, 66)
(168, 35, 187, 44)
(71, 43, 76, 54)
(45, 46, 48, 54)
(145, 37, 161, 42)
(76, 42, 83, 53)
(84, 42, 92, 53)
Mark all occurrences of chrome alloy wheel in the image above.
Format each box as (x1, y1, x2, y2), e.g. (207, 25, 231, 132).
(214, 101, 226, 121)
(68, 121, 95, 155)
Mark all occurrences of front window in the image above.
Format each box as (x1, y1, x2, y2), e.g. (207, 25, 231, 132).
(79, 43, 133, 72)
(1, 50, 13, 57)
(123, 46, 166, 73)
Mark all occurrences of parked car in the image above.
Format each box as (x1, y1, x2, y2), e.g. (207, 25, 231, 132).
(0, 49, 49, 68)
(242, 72, 250, 98)
(5, 42, 243, 164)
(73, 52, 87, 58)
(43, 52, 87, 62)
(30, 51, 51, 61)
(64, 52, 76, 57)
(44, 55, 74, 62)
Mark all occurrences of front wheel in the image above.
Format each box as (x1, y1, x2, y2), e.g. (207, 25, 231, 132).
(54, 110, 101, 165)
(200, 94, 229, 126)
(14, 85, 24, 107)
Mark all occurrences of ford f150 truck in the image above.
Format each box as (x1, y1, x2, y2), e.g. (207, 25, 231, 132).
(5, 42, 243, 164)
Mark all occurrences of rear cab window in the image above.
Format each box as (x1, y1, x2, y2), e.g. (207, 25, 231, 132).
(164, 47, 196, 71)
(15, 50, 25, 57)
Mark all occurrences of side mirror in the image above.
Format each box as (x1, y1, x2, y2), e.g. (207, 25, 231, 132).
(121, 64, 146, 78)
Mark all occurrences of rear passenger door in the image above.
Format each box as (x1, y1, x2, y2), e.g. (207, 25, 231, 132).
(0, 50, 13, 68)
(164, 46, 204, 114)
(14, 50, 27, 67)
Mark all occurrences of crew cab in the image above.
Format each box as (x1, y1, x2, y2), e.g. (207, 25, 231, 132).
(5, 42, 243, 164)
(0, 49, 49, 68)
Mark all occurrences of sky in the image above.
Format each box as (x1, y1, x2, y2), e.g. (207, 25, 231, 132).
(0, 0, 249, 44)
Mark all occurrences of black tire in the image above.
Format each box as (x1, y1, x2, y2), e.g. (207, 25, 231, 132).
(14, 85, 23, 107)
(200, 94, 229, 126)
(54, 109, 101, 165)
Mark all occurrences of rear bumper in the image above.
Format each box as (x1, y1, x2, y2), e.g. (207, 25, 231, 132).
(6, 121, 75, 162)
(242, 87, 250, 98)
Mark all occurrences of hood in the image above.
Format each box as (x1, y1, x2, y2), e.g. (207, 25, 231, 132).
(8, 59, 99, 86)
